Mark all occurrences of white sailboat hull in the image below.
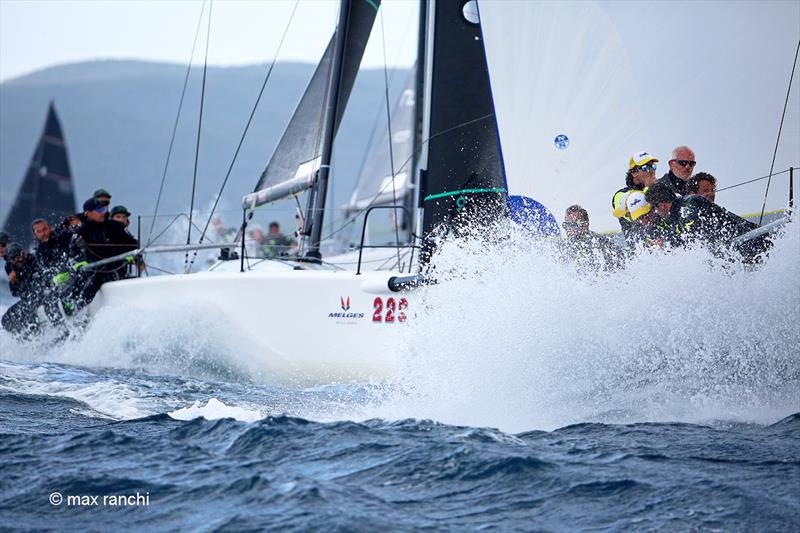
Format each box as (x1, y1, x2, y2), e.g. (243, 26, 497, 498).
(89, 266, 413, 384)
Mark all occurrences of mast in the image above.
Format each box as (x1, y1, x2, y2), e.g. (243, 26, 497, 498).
(406, 0, 428, 241)
(306, 0, 356, 260)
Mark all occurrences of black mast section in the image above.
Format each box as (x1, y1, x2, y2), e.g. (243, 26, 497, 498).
(306, 0, 380, 260)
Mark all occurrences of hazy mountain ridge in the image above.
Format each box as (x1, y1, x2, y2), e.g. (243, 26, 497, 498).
(0, 59, 408, 239)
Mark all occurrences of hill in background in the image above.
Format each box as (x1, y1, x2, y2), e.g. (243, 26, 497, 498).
(0, 59, 408, 242)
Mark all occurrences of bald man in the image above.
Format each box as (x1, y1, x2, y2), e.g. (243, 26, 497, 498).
(657, 145, 696, 196)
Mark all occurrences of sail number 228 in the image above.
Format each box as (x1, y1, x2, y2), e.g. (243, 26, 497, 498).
(372, 297, 408, 323)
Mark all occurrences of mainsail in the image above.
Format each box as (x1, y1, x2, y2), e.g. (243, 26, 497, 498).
(420, 0, 509, 241)
(242, 0, 381, 210)
(2, 103, 77, 249)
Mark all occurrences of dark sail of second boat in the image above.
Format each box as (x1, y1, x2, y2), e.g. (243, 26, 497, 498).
(2, 103, 77, 250)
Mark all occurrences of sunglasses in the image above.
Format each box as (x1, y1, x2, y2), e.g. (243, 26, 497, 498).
(635, 163, 657, 172)
(94, 207, 108, 214)
(563, 220, 588, 228)
(675, 160, 696, 168)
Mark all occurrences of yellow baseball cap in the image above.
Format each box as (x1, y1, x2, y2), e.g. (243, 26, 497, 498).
(626, 191, 652, 221)
(629, 151, 659, 169)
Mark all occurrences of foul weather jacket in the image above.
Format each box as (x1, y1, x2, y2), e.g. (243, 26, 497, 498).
(660, 195, 768, 260)
(34, 228, 76, 277)
(657, 170, 687, 196)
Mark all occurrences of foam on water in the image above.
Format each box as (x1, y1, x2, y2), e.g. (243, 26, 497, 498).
(1, 300, 265, 383)
(0, 360, 155, 420)
(168, 397, 264, 422)
(1, 220, 797, 432)
(373, 218, 800, 432)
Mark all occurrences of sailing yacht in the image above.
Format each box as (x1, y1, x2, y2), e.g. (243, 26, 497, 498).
(86, 0, 797, 383)
(90, 0, 510, 383)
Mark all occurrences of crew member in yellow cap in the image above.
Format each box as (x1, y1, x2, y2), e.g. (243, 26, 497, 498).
(614, 189, 665, 248)
(611, 151, 660, 240)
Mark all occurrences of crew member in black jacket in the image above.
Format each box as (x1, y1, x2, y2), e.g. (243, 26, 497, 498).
(645, 181, 768, 261)
(1, 244, 45, 337)
(75, 197, 139, 305)
(656, 145, 696, 196)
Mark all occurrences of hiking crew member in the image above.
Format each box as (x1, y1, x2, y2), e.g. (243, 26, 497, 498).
(645, 180, 768, 260)
(32, 219, 76, 277)
(619, 190, 667, 249)
(686, 172, 717, 203)
(1, 244, 46, 337)
(110, 205, 132, 228)
(657, 145, 696, 196)
(76, 197, 139, 305)
(94, 188, 112, 208)
(612, 151, 659, 240)
(561, 205, 622, 272)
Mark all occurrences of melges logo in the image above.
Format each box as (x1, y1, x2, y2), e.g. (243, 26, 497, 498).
(328, 296, 364, 321)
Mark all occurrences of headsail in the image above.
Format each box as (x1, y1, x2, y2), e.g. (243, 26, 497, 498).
(420, 0, 509, 242)
(243, 0, 381, 210)
(2, 103, 77, 249)
(347, 66, 417, 211)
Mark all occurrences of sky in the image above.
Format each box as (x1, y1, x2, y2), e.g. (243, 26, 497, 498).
(0, 0, 419, 83)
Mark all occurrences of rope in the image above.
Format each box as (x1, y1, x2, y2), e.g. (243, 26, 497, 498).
(192, 0, 301, 259)
(715, 167, 794, 193)
(379, 7, 402, 270)
(184, 0, 213, 272)
(758, 39, 799, 226)
(320, 112, 496, 242)
(146, 0, 207, 247)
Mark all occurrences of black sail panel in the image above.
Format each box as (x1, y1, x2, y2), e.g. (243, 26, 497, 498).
(247, 0, 380, 207)
(3, 103, 77, 250)
(421, 0, 508, 240)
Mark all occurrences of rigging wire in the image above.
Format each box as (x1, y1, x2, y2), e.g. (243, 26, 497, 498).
(757, 38, 799, 226)
(146, 0, 207, 247)
(185, 0, 301, 271)
(184, 0, 213, 271)
(715, 167, 794, 193)
(379, 7, 403, 269)
(320, 112, 495, 242)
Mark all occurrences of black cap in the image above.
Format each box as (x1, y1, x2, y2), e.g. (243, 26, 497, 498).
(83, 197, 106, 212)
(0, 231, 9, 246)
(6, 243, 24, 260)
(93, 188, 112, 198)
(110, 205, 131, 217)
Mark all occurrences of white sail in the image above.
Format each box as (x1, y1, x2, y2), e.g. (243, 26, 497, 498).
(480, 0, 800, 230)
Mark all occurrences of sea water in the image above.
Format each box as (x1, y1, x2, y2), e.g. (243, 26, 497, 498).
(1, 221, 798, 530)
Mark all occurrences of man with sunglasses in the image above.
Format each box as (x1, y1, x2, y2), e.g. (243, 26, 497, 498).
(74, 197, 139, 305)
(561, 205, 622, 272)
(658, 145, 696, 196)
(612, 151, 659, 239)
